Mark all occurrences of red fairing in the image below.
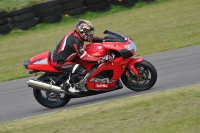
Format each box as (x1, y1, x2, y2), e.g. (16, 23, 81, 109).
(29, 51, 49, 63)
(102, 42, 126, 51)
(74, 58, 95, 71)
(86, 57, 131, 90)
(85, 43, 108, 57)
(28, 51, 61, 73)
(85, 39, 135, 57)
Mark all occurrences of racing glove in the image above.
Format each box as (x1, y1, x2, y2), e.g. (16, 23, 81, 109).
(98, 55, 113, 64)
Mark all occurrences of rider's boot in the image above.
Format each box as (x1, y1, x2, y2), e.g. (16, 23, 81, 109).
(62, 66, 87, 93)
(61, 75, 80, 93)
(61, 82, 70, 91)
(68, 84, 80, 93)
(68, 73, 85, 93)
(61, 82, 80, 93)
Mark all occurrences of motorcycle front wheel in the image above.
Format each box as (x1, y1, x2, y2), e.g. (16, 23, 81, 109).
(33, 74, 71, 108)
(121, 60, 157, 92)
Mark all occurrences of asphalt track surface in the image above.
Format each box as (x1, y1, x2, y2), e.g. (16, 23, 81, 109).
(0, 45, 200, 123)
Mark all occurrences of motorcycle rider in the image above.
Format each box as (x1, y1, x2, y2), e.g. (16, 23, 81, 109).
(52, 19, 104, 93)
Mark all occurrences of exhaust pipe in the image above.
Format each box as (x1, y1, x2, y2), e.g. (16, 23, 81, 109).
(27, 79, 65, 94)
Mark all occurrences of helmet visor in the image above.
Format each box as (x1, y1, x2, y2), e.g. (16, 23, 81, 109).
(87, 29, 94, 37)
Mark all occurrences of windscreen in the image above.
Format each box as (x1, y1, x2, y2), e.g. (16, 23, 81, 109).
(103, 30, 127, 42)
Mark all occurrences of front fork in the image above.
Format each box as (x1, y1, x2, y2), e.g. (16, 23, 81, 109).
(127, 57, 144, 76)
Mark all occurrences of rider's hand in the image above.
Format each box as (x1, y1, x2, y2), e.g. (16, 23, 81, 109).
(108, 55, 114, 62)
(91, 36, 104, 43)
(98, 57, 106, 64)
(98, 55, 113, 64)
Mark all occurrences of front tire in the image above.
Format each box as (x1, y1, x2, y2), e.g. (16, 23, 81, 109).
(33, 74, 71, 108)
(121, 60, 157, 92)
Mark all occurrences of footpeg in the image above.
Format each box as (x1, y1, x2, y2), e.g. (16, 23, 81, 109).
(61, 82, 70, 91)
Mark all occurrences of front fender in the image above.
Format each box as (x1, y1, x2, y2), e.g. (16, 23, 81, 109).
(127, 57, 144, 75)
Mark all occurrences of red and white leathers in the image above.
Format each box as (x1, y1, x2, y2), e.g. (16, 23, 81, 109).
(52, 30, 103, 83)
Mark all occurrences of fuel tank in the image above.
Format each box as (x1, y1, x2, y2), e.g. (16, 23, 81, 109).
(85, 43, 107, 57)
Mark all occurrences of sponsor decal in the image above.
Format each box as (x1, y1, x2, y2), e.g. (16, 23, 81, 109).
(32, 58, 48, 65)
(95, 83, 109, 88)
(97, 46, 103, 49)
(90, 78, 115, 84)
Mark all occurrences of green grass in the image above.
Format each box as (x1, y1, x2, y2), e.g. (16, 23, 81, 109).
(0, 84, 200, 133)
(0, 0, 49, 11)
(0, 0, 200, 82)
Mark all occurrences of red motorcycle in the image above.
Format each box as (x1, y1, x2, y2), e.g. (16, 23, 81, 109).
(23, 30, 157, 108)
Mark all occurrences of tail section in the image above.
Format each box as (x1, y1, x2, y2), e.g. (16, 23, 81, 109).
(23, 51, 61, 73)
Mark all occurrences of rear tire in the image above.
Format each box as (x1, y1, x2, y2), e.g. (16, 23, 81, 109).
(33, 74, 71, 108)
(121, 60, 157, 92)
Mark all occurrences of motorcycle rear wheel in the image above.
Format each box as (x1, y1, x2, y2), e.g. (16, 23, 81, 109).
(121, 60, 157, 92)
(33, 74, 71, 108)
